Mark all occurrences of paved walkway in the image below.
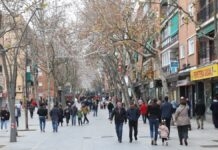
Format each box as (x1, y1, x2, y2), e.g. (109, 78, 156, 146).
(0, 106, 218, 150)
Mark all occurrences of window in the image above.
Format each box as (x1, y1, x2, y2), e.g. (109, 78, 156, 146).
(38, 82, 43, 87)
(38, 68, 42, 76)
(180, 45, 185, 59)
(188, 37, 195, 55)
(162, 51, 170, 67)
(188, 3, 194, 16)
(180, 13, 184, 26)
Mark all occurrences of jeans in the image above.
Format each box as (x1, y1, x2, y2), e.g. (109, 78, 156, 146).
(15, 116, 19, 127)
(142, 115, 147, 123)
(129, 121, 138, 141)
(1, 120, 8, 130)
(39, 116, 46, 132)
(115, 123, 123, 142)
(109, 110, 112, 118)
(149, 118, 159, 141)
(196, 115, 204, 128)
(93, 110, 98, 117)
(52, 120, 58, 132)
(72, 115, 77, 126)
(177, 125, 189, 144)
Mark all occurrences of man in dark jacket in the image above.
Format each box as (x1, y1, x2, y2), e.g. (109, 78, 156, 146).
(127, 102, 140, 143)
(110, 101, 127, 143)
(50, 105, 60, 132)
(107, 101, 114, 118)
(0, 107, 10, 130)
(210, 94, 218, 128)
(195, 101, 206, 129)
(161, 96, 173, 137)
(37, 104, 48, 132)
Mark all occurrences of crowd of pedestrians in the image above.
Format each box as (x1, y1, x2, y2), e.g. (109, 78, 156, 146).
(109, 94, 218, 146)
(1, 94, 218, 147)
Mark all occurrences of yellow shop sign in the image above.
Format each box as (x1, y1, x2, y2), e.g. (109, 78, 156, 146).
(190, 64, 218, 81)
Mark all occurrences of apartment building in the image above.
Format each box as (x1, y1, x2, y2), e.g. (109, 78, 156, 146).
(190, 0, 218, 111)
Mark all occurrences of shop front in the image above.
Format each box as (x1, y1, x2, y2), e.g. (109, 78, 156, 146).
(190, 64, 218, 112)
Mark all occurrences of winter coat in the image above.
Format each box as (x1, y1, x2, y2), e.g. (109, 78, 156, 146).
(37, 107, 48, 117)
(195, 103, 206, 116)
(64, 107, 71, 118)
(175, 105, 190, 126)
(71, 106, 78, 116)
(50, 107, 60, 121)
(161, 102, 173, 119)
(81, 106, 89, 115)
(140, 104, 148, 115)
(111, 107, 127, 124)
(0, 110, 10, 121)
(210, 100, 218, 115)
(147, 104, 161, 120)
(107, 103, 114, 111)
(159, 125, 169, 138)
(127, 107, 140, 122)
(77, 110, 83, 119)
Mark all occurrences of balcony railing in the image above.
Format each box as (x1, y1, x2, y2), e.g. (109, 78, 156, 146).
(197, 1, 218, 23)
(161, 33, 178, 49)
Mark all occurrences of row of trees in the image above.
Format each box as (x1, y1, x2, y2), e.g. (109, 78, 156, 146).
(0, 0, 80, 142)
(76, 0, 218, 106)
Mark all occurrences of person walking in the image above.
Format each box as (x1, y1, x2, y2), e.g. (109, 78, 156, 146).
(50, 104, 60, 132)
(127, 102, 140, 143)
(161, 96, 173, 137)
(210, 94, 218, 128)
(64, 105, 71, 126)
(159, 120, 169, 146)
(147, 98, 161, 145)
(82, 104, 89, 124)
(58, 105, 64, 126)
(37, 104, 48, 132)
(140, 101, 148, 124)
(107, 101, 114, 118)
(110, 101, 127, 143)
(71, 104, 78, 126)
(15, 105, 21, 127)
(29, 103, 35, 119)
(77, 109, 83, 126)
(93, 101, 98, 117)
(0, 106, 10, 131)
(175, 97, 190, 146)
(195, 101, 206, 129)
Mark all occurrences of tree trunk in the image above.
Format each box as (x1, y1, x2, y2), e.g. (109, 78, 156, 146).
(1, 52, 17, 142)
(153, 55, 169, 96)
(8, 82, 17, 142)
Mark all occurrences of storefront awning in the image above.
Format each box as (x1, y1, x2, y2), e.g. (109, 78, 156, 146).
(176, 77, 193, 87)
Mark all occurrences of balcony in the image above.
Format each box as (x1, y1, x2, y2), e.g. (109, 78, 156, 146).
(197, 1, 218, 23)
(161, 33, 178, 49)
(198, 38, 216, 65)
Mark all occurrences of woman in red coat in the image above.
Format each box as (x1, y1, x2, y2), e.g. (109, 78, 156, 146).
(140, 101, 148, 124)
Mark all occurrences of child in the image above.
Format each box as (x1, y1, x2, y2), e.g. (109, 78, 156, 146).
(159, 120, 169, 146)
(77, 109, 83, 126)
